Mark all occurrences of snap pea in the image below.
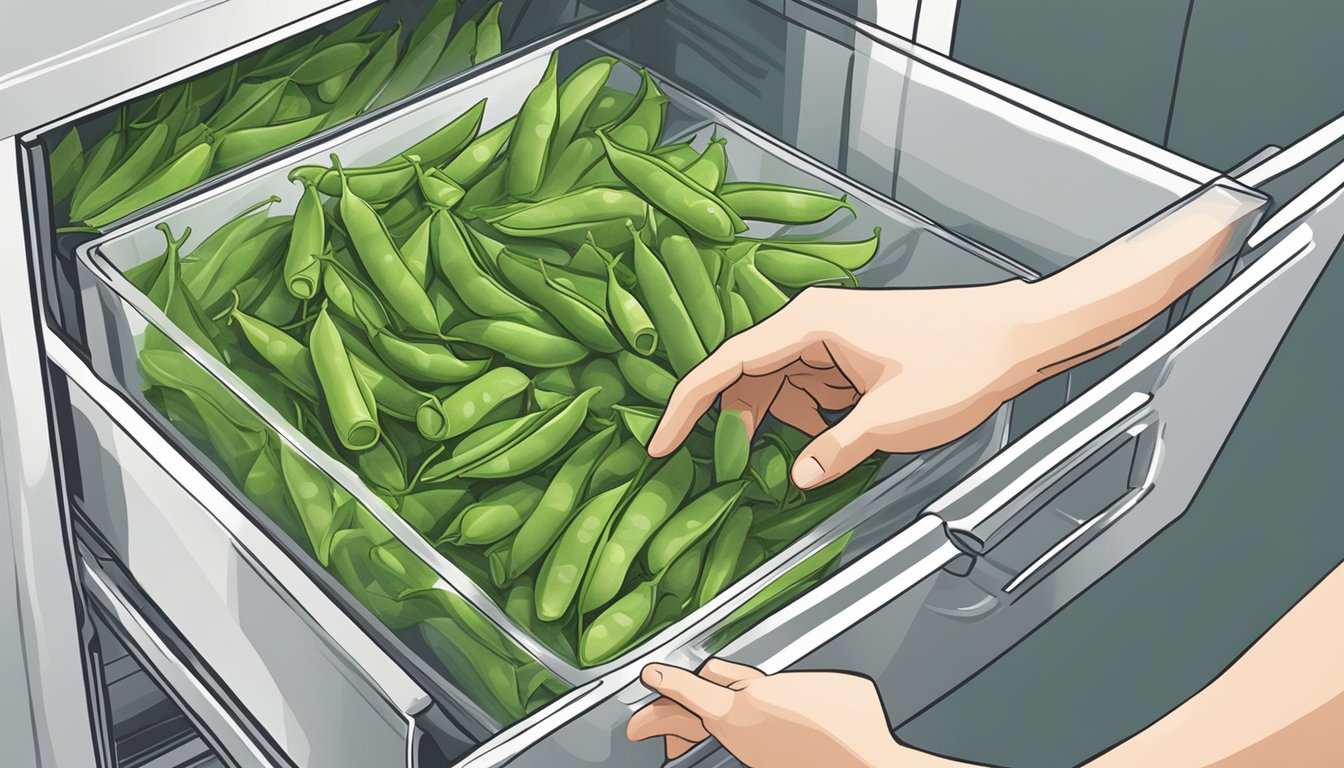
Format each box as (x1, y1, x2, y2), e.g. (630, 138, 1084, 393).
(612, 404, 661, 447)
(606, 69, 668, 151)
(71, 122, 169, 221)
(317, 67, 359, 104)
(462, 387, 597, 479)
(582, 449, 694, 612)
(129, 224, 223, 359)
(486, 541, 512, 589)
(485, 186, 649, 247)
(439, 367, 529, 439)
(646, 481, 747, 572)
(532, 135, 605, 199)
(443, 117, 514, 187)
(589, 436, 646, 496)
(283, 176, 325, 300)
(581, 86, 637, 131)
(348, 354, 449, 440)
(213, 114, 323, 171)
(69, 125, 124, 220)
(732, 254, 790, 321)
(659, 234, 726, 350)
(531, 365, 577, 395)
(335, 156, 439, 334)
(616, 351, 676, 404)
(534, 480, 633, 621)
(419, 617, 526, 724)
(355, 436, 407, 494)
(683, 136, 728, 191)
(553, 56, 617, 152)
(747, 439, 791, 504)
(421, 406, 552, 482)
(603, 251, 658, 356)
(599, 130, 744, 243)
(244, 440, 308, 546)
(751, 463, 879, 543)
(317, 155, 419, 202)
(186, 214, 291, 311)
(580, 579, 655, 665)
(309, 306, 381, 451)
(441, 477, 546, 546)
(495, 251, 622, 353)
(320, 25, 402, 129)
(400, 212, 432, 287)
(87, 141, 217, 230)
(508, 424, 615, 578)
(403, 98, 486, 168)
(575, 358, 625, 417)
(398, 485, 473, 539)
(754, 247, 857, 288)
(653, 142, 700, 170)
(720, 181, 854, 225)
(506, 51, 560, 196)
(424, 19, 476, 89)
(473, 2, 503, 64)
(660, 540, 706, 602)
(630, 223, 705, 374)
(278, 442, 355, 565)
(370, 0, 459, 110)
(210, 78, 287, 133)
(49, 127, 84, 204)
(230, 309, 317, 398)
(749, 227, 882, 271)
(713, 409, 750, 483)
(696, 506, 753, 607)
(449, 319, 587, 368)
(321, 254, 393, 330)
(718, 534, 851, 636)
(735, 538, 768, 580)
(415, 161, 466, 210)
(366, 327, 491, 385)
(431, 210, 554, 329)
(179, 388, 267, 481)
(723, 286, 753, 337)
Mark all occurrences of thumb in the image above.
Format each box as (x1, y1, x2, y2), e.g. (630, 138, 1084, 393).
(792, 400, 883, 490)
(641, 663, 735, 721)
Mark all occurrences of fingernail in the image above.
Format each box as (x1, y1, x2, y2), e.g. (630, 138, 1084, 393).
(793, 457, 824, 489)
(642, 666, 664, 687)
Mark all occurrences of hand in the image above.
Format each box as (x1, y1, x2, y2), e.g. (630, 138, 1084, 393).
(628, 660, 904, 767)
(648, 281, 1051, 489)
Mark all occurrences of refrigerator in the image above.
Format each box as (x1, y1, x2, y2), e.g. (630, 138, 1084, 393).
(4, 1, 1343, 766)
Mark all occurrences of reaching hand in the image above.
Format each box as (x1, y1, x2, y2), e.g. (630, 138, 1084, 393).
(628, 660, 904, 767)
(647, 281, 1050, 489)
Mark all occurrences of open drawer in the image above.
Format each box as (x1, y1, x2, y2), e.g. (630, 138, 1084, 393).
(26, 0, 1332, 767)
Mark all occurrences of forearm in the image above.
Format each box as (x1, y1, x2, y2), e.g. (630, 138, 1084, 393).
(1016, 184, 1263, 380)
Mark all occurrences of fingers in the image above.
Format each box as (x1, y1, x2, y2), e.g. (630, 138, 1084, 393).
(649, 319, 816, 456)
(641, 663, 736, 720)
(769, 380, 828, 436)
(792, 399, 885, 489)
(787, 371, 861, 411)
(699, 658, 765, 688)
(627, 697, 710, 743)
(719, 373, 785, 438)
(667, 735, 698, 760)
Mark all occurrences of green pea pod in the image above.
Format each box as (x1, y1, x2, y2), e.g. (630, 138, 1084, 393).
(138, 224, 225, 359)
(230, 309, 318, 398)
(751, 463, 879, 543)
(660, 540, 706, 602)
(508, 425, 615, 578)
(213, 114, 324, 171)
(187, 215, 292, 311)
(532, 366, 577, 395)
(367, 326, 490, 385)
(84, 141, 216, 229)
(324, 6, 380, 45)
(748, 440, 791, 504)
(601, 250, 658, 356)
(582, 86, 638, 132)
(599, 130, 743, 243)
(473, 2, 503, 63)
(278, 442, 356, 565)
(553, 56, 618, 154)
(318, 156, 419, 202)
(49, 127, 84, 204)
(532, 135, 606, 199)
(754, 247, 857, 288)
(442, 477, 546, 546)
(612, 404, 660, 448)
(209, 78, 288, 133)
(534, 480, 633, 621)
(309, 306, 381, 450)
(716, 533, 851, 642)
(321, 25, 402, 129)
(683, 136, 729, 191)
(69, 125, 124, 220)
(439, 366, 529, 438)
(449, 319, 587, 368)
(423, 19, 476, 90)
(463, 388, 598, 479)
(244, 440, 308, 546)
(658, 234, 727, 350)
(283, 177, 326, 300)
(334, 156, 439, 334)
(401, 212, 432, 287)
(750, 227, 882, 271)
(421, 409, 549, 482)
(696, 506, 753, 607)
(71, 122, 170, 221)
(713, 409, 751, 483)
(405, 98, 487, 168)
(606, 69, 668, 151)
(582, 450, 694, 612)
(174, 386, 266, 481)
(580, 579, 656, 665)
(486, 186, 649, 247)
(317, 68, 359, 104)
(720, 181, 854, 225)
(348, 354, 449, 440)
(430, 210, 554, 329)
(289, 41, 371, 85)
(494, 252, 622, 353)
(506, 51, 560, 197)
(355, 437, 407, 495)
(371, 0, 459, 110)
(723, 286, 753, 337)
(321, 254, 393, 330)
(444, 117, 513, 187)
(419, 616, 526, 724)
(733, 253, 790, 322)
(652, 142, 699, 169)
(616, 351, 676, 404)
(415, 161, 467, 210)
(629, 224, 705, 374)
(589, 436, 646, 496)
(647, 481, 748, 572)
(398, 485, 473, 539)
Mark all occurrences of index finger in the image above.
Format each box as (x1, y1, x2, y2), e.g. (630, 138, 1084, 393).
(648, 317, 811, 456)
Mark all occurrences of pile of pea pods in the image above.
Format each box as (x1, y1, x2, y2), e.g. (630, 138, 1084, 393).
(124, 50, 889, 698)
(50, 0, 503, 231)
